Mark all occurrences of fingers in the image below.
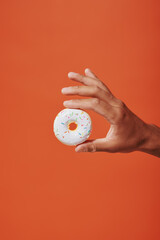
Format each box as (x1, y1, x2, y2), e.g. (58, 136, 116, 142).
(68, 71, 99, 87)
(63, 98, 115, 121)
(63, 68, 121, 123)
(68, 69, 112, 94)
(61, 85, 113, 104)
(75, 138, 109, 152)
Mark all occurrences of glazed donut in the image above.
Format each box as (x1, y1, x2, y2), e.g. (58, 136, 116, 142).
(53, 108, 92, 146)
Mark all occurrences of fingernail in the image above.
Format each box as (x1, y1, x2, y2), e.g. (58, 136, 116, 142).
(75, 146, 86, 152)
(68, 72, 77, 78)
(85, 68, 91, 72)
(63, 100, 71, 107)
(61, 87, 71, 94)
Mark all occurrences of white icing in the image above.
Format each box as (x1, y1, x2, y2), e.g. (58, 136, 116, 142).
(53, 108, 92, 146)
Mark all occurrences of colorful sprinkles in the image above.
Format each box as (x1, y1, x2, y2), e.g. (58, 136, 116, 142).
(54, 109, 92, 145)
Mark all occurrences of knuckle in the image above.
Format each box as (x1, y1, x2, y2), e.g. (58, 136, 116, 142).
(112, 96, 126, 109)
(73, 85, 80, 92)
(91, 97, 100, 106)
(115, 98, 125, 108)
(115, 104, 127, 123)
(93, 85, 100, 94)
(89, 143, 96, 152)
(118, 107, 125, 118)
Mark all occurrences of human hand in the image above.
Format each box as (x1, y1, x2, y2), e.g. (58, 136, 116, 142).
(61, 68, 159, 156)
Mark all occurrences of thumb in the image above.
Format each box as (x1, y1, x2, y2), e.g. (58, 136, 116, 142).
(75, 138, 108, 153)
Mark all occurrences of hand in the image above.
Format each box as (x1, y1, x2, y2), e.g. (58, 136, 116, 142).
(61, 68, 159, 156)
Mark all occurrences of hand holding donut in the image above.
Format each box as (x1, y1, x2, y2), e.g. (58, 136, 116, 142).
(61, 68, 160, 157)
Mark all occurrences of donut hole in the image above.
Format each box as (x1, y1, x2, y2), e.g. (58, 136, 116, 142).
(68, 121, 78, 131)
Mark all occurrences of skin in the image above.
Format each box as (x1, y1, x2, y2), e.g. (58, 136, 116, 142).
(61, 68, 160, 158)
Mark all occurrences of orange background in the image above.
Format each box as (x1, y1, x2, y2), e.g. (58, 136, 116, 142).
(1, 0, 160, 239)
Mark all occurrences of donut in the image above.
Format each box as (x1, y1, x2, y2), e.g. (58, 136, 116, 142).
(53, 108, 92, 146)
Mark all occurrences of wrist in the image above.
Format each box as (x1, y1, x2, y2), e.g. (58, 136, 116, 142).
(137, 123, 160, 157)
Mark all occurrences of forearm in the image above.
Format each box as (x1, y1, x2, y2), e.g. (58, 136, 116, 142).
(138, 123, 160, 158)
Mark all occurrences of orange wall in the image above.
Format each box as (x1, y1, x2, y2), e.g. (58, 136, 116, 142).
(1, 1, 160, 239)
